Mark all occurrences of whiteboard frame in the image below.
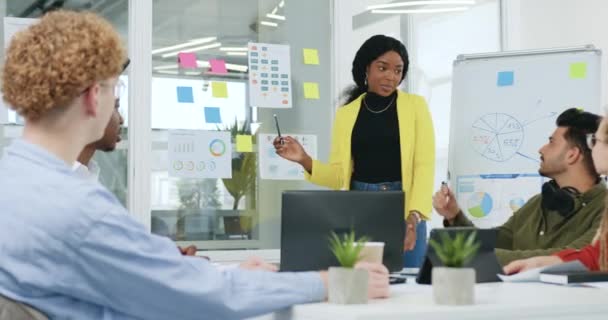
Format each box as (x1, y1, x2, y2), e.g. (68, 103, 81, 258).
(454, 44, 600, 66)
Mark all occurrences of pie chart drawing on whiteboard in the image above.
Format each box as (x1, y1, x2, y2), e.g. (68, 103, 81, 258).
(471, 113, 524, 162)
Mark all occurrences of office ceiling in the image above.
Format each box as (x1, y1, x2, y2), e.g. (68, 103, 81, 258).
(6, 0, 282, 75)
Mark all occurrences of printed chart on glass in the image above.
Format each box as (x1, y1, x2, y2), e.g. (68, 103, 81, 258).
(258, 133, 317, 180)
(248, 42, 292, 109)
(449, 46, 601, 227)
(168, 130, 232, 179)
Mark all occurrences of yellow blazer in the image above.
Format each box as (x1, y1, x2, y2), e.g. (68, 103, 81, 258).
(305, 90, 436, 219)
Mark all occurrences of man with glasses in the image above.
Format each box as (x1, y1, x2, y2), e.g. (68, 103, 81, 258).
(0, 10, 389, 320)
(433, 108, 606, 265)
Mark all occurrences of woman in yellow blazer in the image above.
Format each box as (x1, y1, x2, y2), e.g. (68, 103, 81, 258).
(274, 35, 435, 268)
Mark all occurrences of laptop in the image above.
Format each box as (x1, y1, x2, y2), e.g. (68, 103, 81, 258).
(416, 227, 504, 284)
(280, 190, 406, 272)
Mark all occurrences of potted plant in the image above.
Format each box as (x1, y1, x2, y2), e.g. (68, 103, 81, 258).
(429, 231, 480, 305)
(218, 119, 257, 211)
(327, 230, 370, 304)
(213, 120, 257, 239)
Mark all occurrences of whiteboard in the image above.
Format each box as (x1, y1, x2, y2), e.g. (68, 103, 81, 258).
(448, 46, 602, 228)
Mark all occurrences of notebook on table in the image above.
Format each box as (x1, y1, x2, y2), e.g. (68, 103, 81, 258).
(540, 271, 608, 285)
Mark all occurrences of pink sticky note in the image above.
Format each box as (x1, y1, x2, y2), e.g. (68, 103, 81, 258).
(178, 52, 198, 68)
(210, 59, 228, 74)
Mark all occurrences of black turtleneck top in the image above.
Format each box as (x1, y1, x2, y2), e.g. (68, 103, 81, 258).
(351, 91, 401, 183)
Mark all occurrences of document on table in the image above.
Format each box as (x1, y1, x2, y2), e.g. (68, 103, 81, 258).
(498, 260, 587, 282)
(582, 282, 608, 289)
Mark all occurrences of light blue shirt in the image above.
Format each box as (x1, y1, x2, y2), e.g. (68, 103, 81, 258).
(0, 139, 325, 319)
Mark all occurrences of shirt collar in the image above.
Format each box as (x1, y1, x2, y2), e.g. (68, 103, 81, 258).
(5, 138, 73, 174)
(72, 160, 100, 181)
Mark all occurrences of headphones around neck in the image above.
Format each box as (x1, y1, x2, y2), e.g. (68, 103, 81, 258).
(540, 180, 583, 217)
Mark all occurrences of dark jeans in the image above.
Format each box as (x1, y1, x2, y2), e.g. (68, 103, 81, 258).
(350, 180, 427, 268)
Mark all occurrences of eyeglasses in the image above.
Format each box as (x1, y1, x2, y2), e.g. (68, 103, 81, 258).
(586, 133, 607, 149)
(114, 79, 126, 99)
(86, 78, 126, 100)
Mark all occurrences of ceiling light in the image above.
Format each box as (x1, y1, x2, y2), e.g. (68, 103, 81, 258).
(372, 7, 469, 14)
(260, 21, 278, 27)
(153, 64, 179, 70)
(156, 70, 179, 75)
(367, 0, 475, 10)
(225, 63, 248, 72)
(152, 37, 217, 55)
(162, 42, 222, 58)
(279, 0, 284, 8)
(266, 13, 286, 21)
(271, 7, 278, 14)
(226, 52, 247, 56)
(197, 60, 249, 72)
(220, 47, 248, 52)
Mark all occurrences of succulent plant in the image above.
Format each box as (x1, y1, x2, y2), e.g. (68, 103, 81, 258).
(428, 231, 480, 268)
(328, 230, 369, 268)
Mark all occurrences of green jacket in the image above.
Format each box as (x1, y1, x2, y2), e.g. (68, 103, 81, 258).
(446, 182, 606, 265)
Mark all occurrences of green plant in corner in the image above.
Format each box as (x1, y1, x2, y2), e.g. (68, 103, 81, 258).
(328, 230, 370, 268)
(428, 231, 480, 268)
(217, 119, 258, 210)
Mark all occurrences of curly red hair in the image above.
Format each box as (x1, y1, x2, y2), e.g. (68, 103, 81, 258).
(2, 10, 126, 120)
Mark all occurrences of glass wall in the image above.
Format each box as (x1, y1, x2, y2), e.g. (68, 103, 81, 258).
(149, 0, 333, 250)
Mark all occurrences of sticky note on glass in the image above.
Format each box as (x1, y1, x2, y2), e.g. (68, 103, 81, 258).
(204, 107, 222, 124)
(303, 82, 320, 99)
(176, 86, 194, 103)
(178, 52, 197, 68)
(210, 59, 228, 74)
(212, 82, 228, 98)
(303, 48, 319, 65)
(570, 62, 587, 79)
(497, 71, 514, 86)
(236, 135, 253, 152)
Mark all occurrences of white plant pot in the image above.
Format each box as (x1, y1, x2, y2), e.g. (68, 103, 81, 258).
(432, 267, 475, 305)
(328, 267, 368, 304)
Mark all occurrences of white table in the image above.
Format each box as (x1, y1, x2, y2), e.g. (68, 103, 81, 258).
(251, 282, 608, 320)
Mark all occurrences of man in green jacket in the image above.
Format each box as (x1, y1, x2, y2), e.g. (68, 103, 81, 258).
(433, 108, 605, 265)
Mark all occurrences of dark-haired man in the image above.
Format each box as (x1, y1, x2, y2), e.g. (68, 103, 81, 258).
(433, 108, 606, 265)
(72, 99, 123, 180)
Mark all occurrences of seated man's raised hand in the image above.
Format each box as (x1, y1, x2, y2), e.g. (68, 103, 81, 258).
(432, 184, 460, 224)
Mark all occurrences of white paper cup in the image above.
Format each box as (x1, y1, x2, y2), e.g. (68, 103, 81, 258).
(358, 242, 385, 264)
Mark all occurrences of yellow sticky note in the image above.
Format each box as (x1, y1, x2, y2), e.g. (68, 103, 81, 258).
(303, 82, 320, 99)
(236, 135, 253, 152)
(570, 62, 587, 79)
(303, 48, 320, 65)
(212, 81, 228, 98)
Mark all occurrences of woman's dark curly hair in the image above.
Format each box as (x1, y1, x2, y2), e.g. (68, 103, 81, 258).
(342, 34, 409, 105)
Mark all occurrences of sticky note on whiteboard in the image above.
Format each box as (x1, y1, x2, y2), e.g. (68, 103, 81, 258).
(569, 62, 587, 79)
(497, 71, 514, 87)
